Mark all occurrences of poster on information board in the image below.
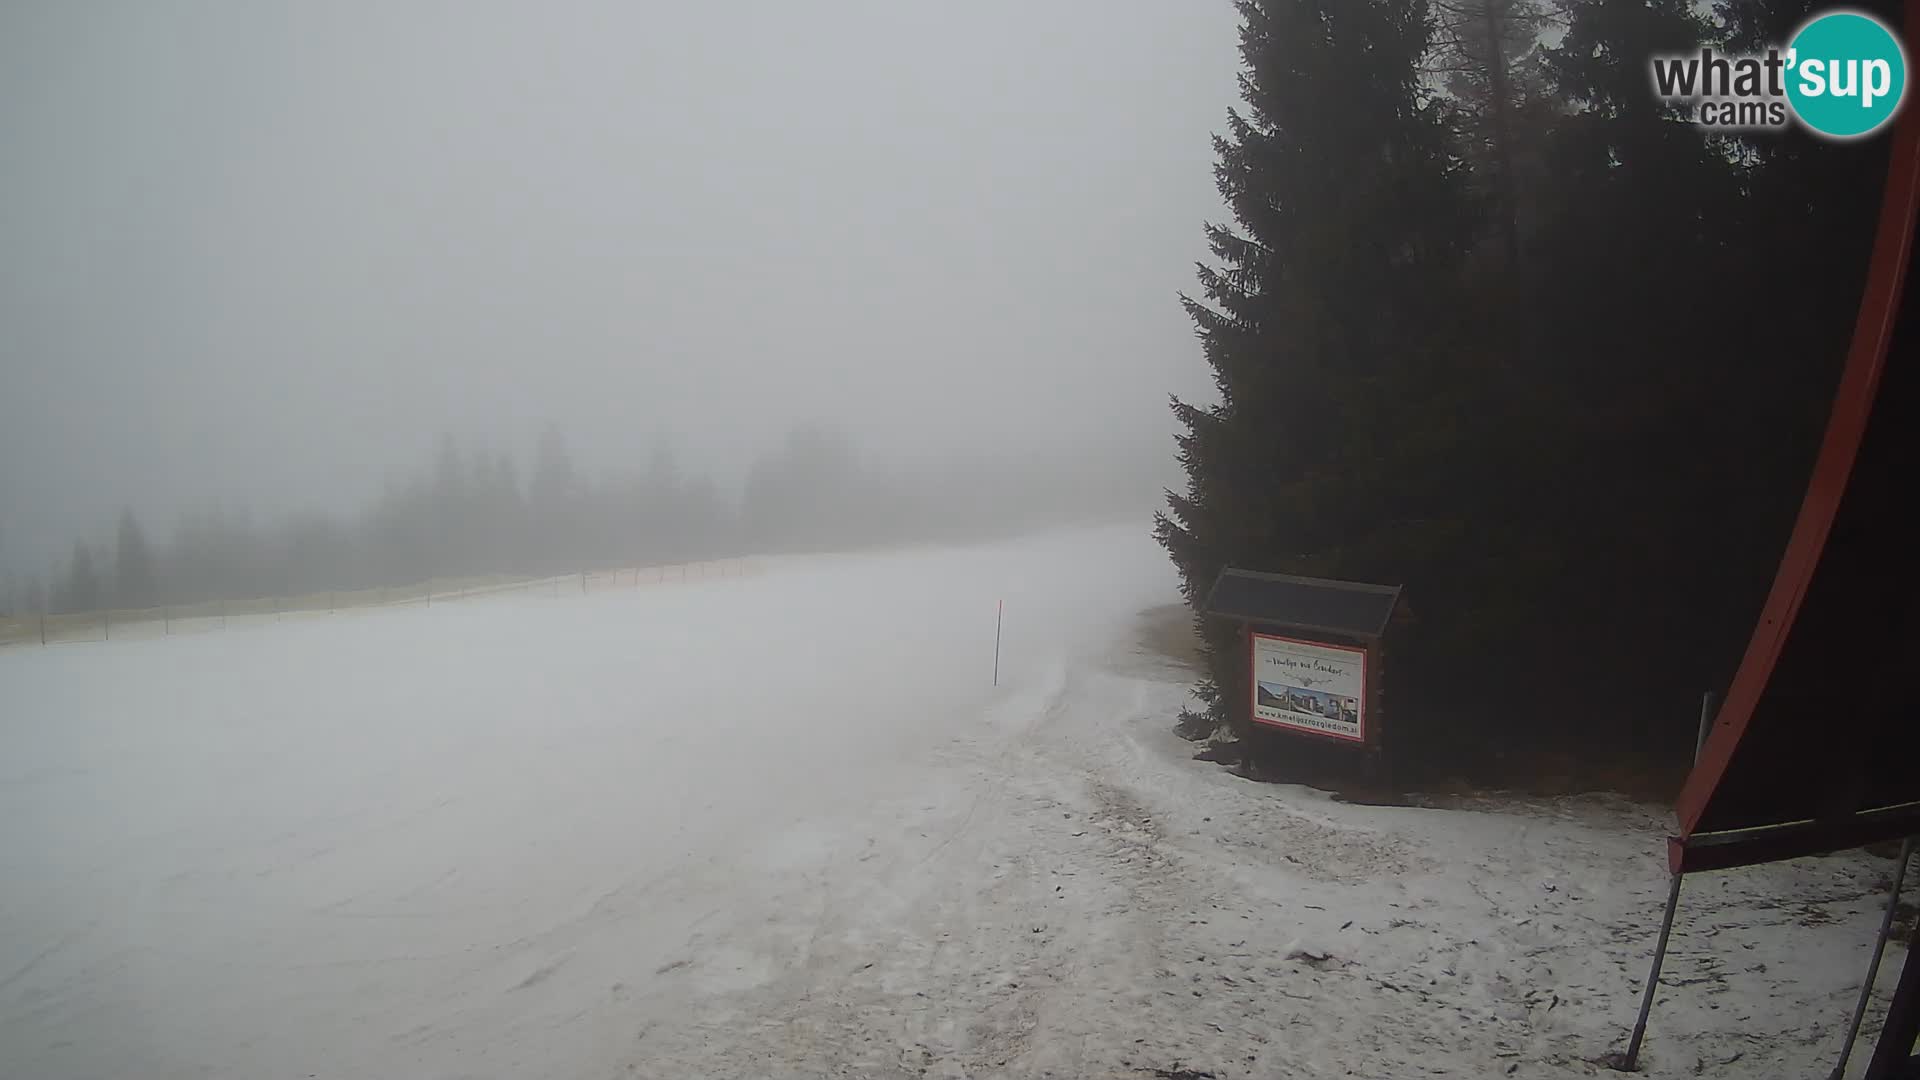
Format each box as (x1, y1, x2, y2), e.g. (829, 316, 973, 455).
(1249, 632, 1367, 743)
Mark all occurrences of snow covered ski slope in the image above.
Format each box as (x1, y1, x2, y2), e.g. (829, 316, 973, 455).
(0, 524, 1901, 1078)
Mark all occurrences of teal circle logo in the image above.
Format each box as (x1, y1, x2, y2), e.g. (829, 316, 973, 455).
(1786, 10, 1907, 139)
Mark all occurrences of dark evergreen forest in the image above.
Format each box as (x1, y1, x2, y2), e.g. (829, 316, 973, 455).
(1157, 0, 1891, 782)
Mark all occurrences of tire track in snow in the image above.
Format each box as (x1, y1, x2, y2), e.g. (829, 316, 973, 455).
(614, 661, 1097, 1077)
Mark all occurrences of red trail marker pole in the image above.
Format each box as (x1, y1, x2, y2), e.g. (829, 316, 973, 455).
(993, 600, 1003, 687)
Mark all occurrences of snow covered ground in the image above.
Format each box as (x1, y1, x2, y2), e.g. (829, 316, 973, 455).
(0, 523, 1905, 1079)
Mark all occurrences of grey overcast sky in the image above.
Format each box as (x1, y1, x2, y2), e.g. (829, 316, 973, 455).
(0, 1, 1239, 578)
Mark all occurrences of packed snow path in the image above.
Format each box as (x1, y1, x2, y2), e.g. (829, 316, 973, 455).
(0, 525, 1902, 1079)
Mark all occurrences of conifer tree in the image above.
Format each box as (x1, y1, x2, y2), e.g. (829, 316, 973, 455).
(1157, 0, 1473, 745)
(60, 541, 101, 614)
(113, 509, 158, 609)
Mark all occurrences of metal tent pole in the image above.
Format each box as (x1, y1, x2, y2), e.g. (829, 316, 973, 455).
(1865, 904, 1920, 1080)
(1618, 872, 1685, 1071)
(1839, 837, 1917, 1080)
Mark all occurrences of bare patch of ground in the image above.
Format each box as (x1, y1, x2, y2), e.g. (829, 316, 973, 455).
(1124, 604, 1205, 677)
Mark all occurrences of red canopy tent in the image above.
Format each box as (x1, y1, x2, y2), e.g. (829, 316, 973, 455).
(1673, 103, 1920, 882)
(1619, 26, 1920, 1074)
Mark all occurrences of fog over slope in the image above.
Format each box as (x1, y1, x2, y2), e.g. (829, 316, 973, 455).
(0, 2, 1240, 587)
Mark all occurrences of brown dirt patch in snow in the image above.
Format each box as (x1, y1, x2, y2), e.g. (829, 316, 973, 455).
(1414, 748, 1689, 806)
(1131, 604, 1204, 674)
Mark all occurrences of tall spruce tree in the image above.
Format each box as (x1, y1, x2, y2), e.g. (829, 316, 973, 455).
(530, 422, 578, 571)
(1156, 0, 1474, 750)
(60, 541, 101, 614)
(113, 509, 158, 609)
(1504, 0, 1769, 749)
(1428, 0, 1553, 268)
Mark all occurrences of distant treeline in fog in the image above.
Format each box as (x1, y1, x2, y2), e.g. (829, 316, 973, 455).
(6, 424, 1161, 615)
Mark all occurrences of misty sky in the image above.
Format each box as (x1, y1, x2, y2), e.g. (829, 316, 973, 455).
(0, 2, 1239, 580)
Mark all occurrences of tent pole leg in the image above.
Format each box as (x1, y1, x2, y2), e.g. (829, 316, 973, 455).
(1866, 842, 1920, 1080)
(1619, 872, 1684, 1071)
(1835, 837, 1915, 1080)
